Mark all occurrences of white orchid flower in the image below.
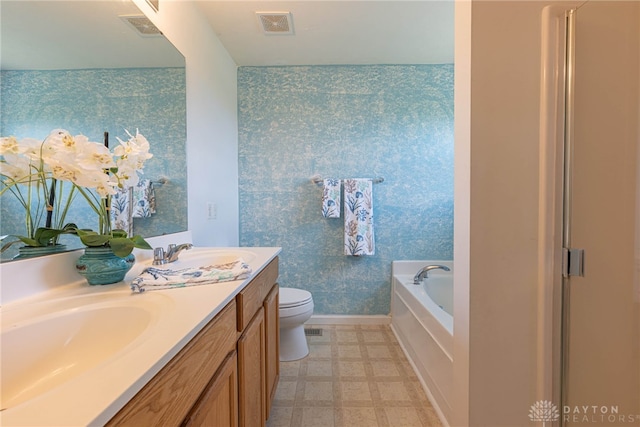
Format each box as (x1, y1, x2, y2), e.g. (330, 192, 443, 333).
(1, 128, 153, 246)
(0, 154, 34, 184)
(0, 138, 42, 185)
(0, 136, 21, 155)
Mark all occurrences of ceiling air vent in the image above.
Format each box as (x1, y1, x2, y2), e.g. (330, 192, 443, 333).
(120, 15, 162, 37)
(256, 12, 294, 35)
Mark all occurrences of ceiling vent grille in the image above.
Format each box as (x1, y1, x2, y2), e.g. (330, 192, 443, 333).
(120, 15, 162, 37)
(256, 12, 294, 35)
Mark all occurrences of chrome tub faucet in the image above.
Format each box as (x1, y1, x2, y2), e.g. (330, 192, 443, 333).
(413, 264, 450, 284)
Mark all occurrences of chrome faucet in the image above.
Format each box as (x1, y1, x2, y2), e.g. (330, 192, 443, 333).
(413, 264, 450, 284)
(153, 243, 193, 265)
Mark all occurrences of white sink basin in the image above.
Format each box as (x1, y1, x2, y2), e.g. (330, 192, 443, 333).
(0, 245, 279, 426)
(0, 293, 170, 410)
(146, 248, 257, 270)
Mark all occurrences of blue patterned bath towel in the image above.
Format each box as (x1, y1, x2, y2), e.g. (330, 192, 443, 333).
(343, 178, 375, 256)
(322, 178, 341, 218)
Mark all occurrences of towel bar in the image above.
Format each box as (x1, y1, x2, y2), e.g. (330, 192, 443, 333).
(310, 175, 384, 186)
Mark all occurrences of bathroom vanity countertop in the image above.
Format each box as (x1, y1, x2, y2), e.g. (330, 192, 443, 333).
(0, 245, 281, 427)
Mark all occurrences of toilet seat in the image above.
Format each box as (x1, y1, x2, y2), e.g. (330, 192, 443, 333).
(279, 288, 313, 309)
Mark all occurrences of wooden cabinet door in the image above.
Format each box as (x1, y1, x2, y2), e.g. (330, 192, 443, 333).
(238, 308, 265, 427)
(182, 351, 238, 427)
(106, 302, 237, 427)
(263, 284, 279, 419)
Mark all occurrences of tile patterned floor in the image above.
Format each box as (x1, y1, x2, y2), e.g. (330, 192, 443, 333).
(266, 324, 443, 427)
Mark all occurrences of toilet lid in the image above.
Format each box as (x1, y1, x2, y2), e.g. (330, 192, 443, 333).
(280, 287, 313, 308)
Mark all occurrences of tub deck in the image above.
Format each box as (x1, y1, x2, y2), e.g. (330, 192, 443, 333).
(391, 261, 453, 427)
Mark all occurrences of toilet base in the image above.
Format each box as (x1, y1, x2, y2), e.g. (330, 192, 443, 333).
(279, 324, 309, 361)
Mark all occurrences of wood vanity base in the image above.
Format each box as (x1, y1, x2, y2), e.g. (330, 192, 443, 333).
(107, 258, 279, 427)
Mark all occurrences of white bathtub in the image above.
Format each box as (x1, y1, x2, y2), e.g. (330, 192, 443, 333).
(391, 260, 453, 427)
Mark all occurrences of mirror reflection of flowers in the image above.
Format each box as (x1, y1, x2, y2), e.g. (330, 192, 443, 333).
(1, 129, 79, 250)
(72, 129, 153, 257)
(0, 129, 153, 257)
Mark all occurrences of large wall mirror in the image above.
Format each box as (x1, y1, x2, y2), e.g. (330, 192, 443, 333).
(0, 0, 187, 262)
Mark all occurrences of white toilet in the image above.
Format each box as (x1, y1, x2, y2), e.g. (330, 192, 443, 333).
(279, 287, 314, 361)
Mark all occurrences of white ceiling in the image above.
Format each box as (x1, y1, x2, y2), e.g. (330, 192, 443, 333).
(0, 1, 454, 70)
(197, 1, 454, 66)
(0, 1, 184, 70)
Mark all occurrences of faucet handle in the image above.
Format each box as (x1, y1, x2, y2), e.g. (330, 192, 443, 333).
(153, 247, 167, 265)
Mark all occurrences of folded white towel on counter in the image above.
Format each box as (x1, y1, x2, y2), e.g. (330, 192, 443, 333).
(322, 178, 341, 218)
(343, 178, 375, 256)
(130, 258, 252, 293)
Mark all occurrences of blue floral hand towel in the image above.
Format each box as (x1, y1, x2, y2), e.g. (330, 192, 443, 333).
(343, 178, 375, 256)
(110, 179, 156, 236)
(322, 178, 341, 218)
(132, 179, 156, 218)
(110, 187, 133, 235)
(130, 258, 252, 293)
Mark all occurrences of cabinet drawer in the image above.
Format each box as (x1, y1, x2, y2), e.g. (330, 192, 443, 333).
(106, 301, 238, 426)
(236, 258, 278, 332)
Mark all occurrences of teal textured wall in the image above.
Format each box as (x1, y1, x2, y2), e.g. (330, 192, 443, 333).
(238, 65, 454, 315)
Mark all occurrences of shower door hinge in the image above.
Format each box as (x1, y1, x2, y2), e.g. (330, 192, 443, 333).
(563, 247, 585, 277)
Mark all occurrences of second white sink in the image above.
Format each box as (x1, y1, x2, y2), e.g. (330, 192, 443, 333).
(0, 293, 170, 411)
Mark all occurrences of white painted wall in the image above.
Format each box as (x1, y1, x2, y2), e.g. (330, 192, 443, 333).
(455, 1, 639, 426)
(132, 0, 240, 247)
(454, 2, 551, 423)
(470, 4, 545, 423)
(452, 1, 471, 425)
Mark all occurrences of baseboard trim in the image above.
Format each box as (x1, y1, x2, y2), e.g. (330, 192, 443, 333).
(308, 315, 391, 325)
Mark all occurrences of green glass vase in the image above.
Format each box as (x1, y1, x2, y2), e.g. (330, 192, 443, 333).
(75, 246, 135, 285)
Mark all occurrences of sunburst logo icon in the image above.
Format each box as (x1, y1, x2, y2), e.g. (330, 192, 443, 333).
(529, 400, 560, 426)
